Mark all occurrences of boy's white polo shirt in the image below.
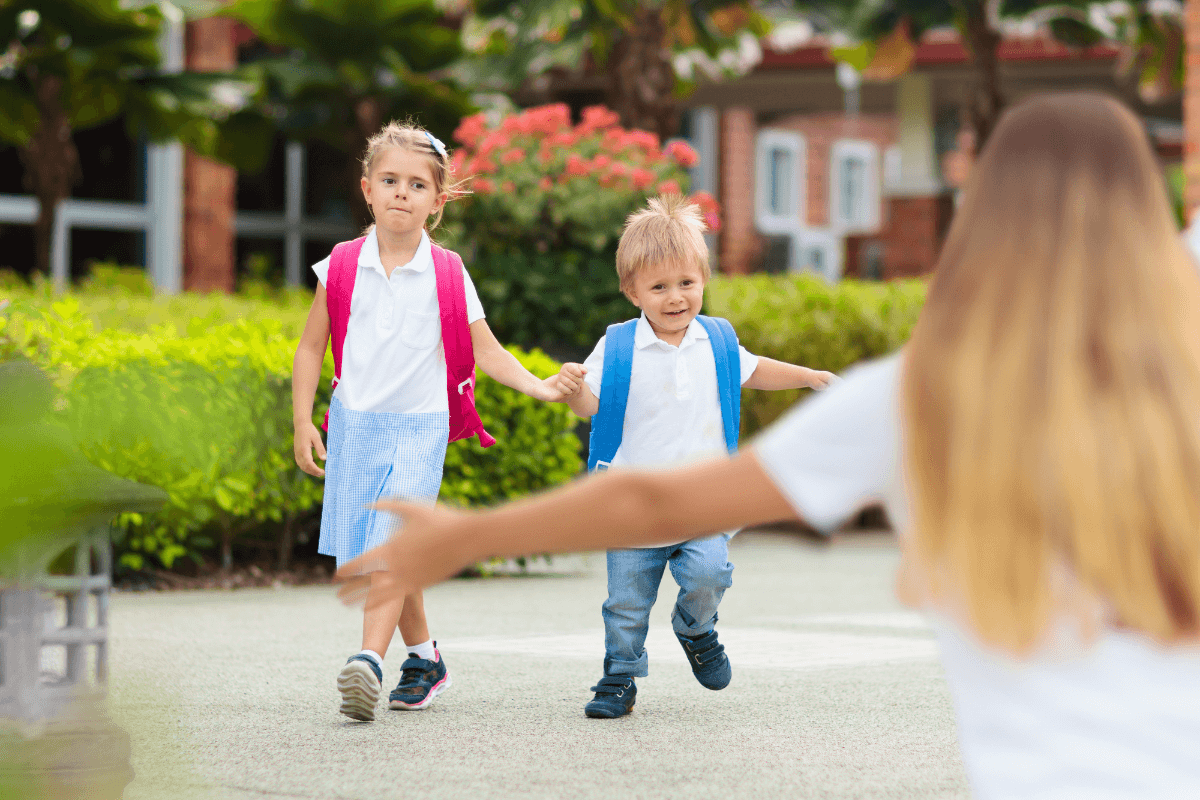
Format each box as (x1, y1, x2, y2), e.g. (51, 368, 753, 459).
(312, 228, 485, 415)
(582, 313, 759, 470)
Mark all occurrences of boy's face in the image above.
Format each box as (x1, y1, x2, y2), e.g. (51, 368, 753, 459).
(625, 260, 707, 341)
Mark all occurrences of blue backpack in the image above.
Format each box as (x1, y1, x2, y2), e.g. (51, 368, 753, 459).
(588, 315, 742, 472)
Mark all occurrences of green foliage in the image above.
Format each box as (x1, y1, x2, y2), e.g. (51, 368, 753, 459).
(1, 289, 581, 571)
(705, 274, 926, 435)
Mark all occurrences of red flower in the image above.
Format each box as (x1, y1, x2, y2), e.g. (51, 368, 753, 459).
(467, 157, 496, 175)
(502, 180, 516, 194)
(704, 212, 722, 232)
(592, 154, 612, 171)
(602, 129, 627, 152)
(626, 130, 660, 152)
(578, 105, 621, 135)
(538, 176, 553, 190)
(689, 190, 720, 215)
(527, 103, 571, 134)
(631, 168, 656, 190)
(474, 177, 494, 193)
(656, 180, 681, 196)
(476, 131, 512, 157)
(501, 148, 527, 166)
(453, 113, 488, 146)
(566, 154, 590, 177)
(665, 140, 699, 169)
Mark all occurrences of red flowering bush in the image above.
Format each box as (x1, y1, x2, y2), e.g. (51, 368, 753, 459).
(443, 104, 719, 254)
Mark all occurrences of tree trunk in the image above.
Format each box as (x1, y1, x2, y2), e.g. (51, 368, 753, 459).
(605, 9, 679, 141)
(277, 513, 295, 572)
(19, 72, 80, 278)
(344, 96, 384, 232)
(959, 0, 1005, 152)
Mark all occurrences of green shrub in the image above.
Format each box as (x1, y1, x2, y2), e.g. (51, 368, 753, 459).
(705, 275, 927, 435)
(1, 293, 581, 571)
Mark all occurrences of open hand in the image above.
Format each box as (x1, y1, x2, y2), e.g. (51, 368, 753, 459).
(294, 422, 327, 477)
(335, 500, 473, 609)
(808, 370, 838, 391)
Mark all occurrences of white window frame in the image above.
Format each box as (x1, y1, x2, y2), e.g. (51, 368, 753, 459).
(754, 129, 806, 235)
(829, 139, 881, 234)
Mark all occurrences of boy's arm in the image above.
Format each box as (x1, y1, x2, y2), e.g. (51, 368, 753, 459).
(470, 319, 565, 402)
(566, 380, 599, 418)
(743, 357, 836, 391)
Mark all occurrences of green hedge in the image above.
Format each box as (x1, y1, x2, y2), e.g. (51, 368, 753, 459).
(0, 292, 581, 571)
(705, 275, 927, 436)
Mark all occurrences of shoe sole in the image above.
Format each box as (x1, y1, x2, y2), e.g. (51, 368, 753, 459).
(337, 661, 381, 721)
(584, 699, 635, 719)
(388, 672, 452, 710)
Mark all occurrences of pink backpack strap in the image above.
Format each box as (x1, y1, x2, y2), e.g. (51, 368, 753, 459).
(432, 244, 496, 448)
(322, 237, 366, 430)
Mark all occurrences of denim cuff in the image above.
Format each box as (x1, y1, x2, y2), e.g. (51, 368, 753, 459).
(603, 654, 649, 678)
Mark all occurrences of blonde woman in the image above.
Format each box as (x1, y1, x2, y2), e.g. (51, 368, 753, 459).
(339, 94, 1200, 797)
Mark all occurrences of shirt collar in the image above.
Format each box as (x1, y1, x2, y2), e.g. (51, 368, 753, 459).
(634, 312, 708, 350)
(359, 228, 432, 275)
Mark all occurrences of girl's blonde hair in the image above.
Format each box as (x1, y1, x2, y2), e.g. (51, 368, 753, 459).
(902, 92, 1200, 654)
(361, 120, 466, 232)
(616, 194, 710, 293)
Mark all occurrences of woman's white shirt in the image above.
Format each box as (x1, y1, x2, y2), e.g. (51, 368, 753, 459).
(312, 229, 485, 415)
(752, 353, 1200, 799)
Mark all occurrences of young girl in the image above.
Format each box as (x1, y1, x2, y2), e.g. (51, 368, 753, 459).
(339, 94, 1200, 796)
(292, 121, 569, 722)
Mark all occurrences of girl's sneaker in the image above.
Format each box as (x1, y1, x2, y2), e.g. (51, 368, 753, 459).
(388, 645, 451, 710)
(337, 654, 383, 721)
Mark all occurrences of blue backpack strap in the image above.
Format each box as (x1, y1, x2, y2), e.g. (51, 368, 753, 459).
(696, 315, 742, 454)
(587, 319, 639, 472)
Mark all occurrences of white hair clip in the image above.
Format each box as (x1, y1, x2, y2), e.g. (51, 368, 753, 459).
(425, 131, 447, 159)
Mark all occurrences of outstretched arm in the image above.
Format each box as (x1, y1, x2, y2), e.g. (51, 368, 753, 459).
(470, 318, 566, 402)
(743, 357, 836, 391)
(336, 450, 799, 607)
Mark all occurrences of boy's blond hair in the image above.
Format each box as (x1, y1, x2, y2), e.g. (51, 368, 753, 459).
(615, 195, 710, 293)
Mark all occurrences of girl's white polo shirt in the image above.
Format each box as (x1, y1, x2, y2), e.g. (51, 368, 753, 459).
(312, 229, 485, 415)
(581, 313, 760, 470)
(753, 353, 1200, 799)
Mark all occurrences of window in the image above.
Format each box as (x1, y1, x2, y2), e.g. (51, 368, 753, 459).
(830, 140, 881, 233)
(755, 130, 805, 235)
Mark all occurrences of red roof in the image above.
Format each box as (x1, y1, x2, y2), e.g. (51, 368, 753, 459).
(759, 31, 1122, 71)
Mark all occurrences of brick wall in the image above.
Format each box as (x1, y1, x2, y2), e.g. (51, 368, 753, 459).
(844, 194, 955, 280)
(183, 17, 237, 293)
(719, 107, 760, 274)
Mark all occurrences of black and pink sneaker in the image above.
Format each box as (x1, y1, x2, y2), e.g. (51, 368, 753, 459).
(388, 644, 451, 710)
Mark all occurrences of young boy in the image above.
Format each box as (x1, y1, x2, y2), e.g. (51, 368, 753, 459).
(553, 195, 835, 718)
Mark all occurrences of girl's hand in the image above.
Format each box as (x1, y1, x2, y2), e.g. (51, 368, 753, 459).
(808, 370, 838, 391)
(294, 422, 327, 477)
(554, 362, 587, 399)
(336, 501, 470, 607)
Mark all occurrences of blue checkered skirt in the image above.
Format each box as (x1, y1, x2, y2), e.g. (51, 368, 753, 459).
(318, 396, 450, 566)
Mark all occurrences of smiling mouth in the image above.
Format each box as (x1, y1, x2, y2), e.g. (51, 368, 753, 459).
(665, 309, 688, 317)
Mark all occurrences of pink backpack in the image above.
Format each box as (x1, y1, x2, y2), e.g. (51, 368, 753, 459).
(322, 237, 496, 448)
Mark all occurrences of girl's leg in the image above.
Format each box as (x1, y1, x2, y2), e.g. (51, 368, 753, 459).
(397, 589, 431, 648)
(362, 571, 407, 657)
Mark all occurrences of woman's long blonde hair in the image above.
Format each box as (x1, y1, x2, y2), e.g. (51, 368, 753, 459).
(902, 92, 1200, 654)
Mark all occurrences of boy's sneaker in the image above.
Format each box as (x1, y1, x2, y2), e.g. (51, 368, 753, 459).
(584, 675, 637, 718)
(337, 654, 383, 721)
(388, 644, 451, 710)
(677, 629, 731, 690)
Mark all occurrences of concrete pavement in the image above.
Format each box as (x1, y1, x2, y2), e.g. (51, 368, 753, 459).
(107, 532, 970, 800)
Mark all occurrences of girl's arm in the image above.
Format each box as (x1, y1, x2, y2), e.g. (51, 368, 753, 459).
(743, 357, 836, 391)
(470, 318, 565, 402)
(292, 285, 331, 477)
(336, 450, 799, 607)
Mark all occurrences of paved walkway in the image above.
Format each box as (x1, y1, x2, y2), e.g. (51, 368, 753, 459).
(108, 532, 970, 799)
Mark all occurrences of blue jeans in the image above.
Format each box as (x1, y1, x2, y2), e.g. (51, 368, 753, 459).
(601, 533, 734, 677)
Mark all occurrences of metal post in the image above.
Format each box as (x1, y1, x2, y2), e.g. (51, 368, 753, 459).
(51, 204, 69, 291)
(146, 4, 185, 294)
(285, 141, 305, 286)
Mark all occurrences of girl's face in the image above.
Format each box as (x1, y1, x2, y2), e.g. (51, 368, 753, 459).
(361, 147, 445, 236)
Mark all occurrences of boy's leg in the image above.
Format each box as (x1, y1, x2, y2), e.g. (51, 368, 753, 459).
(602, 547, 670, 677)
(668, 533, 734, 690)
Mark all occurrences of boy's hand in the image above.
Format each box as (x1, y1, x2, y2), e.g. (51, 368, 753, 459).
(808, 370, 838, 391)
(294, 421, 327, 477)
(554, 362, 588, 399)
